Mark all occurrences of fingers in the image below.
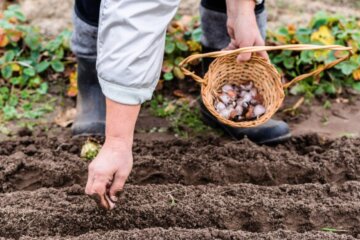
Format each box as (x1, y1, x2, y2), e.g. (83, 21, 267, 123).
(223, 39, 237, 51)
(85, 166, 112, 210)
(109, 173, 126, 202)
(237, 51, 252, 63)
(236, 35, 268, 63)
(254, 36, 269, 61)
(89, 181, 110, 210)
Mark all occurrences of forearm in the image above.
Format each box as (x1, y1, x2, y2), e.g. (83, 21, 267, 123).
(105, 98, 140, 148)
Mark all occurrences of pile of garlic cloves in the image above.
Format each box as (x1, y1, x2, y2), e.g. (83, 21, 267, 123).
(214, 81, 266, 122)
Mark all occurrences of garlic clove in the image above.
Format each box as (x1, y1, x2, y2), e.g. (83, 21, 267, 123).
(250, 99, 258, 106)
(250, 88, 257, 97)
(215, 101, 226, 112)
(230, 110, 238, 119)
(227, 90, 237, 100)
(242, 92, 252, 103)
(254, 104, 266, 117)
(245, 105, 255, 119)
(241, 81, 253, 91)
(219, 93, 231, 105)
(219, 108, 232, 119)
(235, 105, 244, 116)
(222, 84, 233, 93)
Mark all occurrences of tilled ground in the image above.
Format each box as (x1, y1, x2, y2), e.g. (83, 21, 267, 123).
(0, 131, 359, 239)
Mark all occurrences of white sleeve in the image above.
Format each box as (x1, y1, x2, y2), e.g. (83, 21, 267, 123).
(96, 0, 180, 105)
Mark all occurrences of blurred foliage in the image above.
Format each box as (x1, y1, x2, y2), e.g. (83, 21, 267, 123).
(0, 5, 75, 122)
(160, 15, 202, 85)
(268, 11, 360, 99)
(2, 5, 360, 127)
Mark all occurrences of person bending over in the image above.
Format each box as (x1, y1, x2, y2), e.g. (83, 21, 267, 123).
(70, 0, 290, 209)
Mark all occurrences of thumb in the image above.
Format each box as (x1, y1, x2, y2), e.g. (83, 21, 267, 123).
(109, 173, 125, 202)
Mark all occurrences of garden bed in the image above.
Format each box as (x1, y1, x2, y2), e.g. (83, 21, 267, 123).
(0, 129, 359, 239)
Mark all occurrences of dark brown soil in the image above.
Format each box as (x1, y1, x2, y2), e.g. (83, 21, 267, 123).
(0, 132, 359, 239)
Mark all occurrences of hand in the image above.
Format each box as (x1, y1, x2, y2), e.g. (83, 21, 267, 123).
(85, 138, 133, 210)
(225, 0, 269, 62)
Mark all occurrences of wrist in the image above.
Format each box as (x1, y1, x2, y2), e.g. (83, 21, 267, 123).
(104, 136, 133, 149)
(227, 0, 256, 19)
(238, 0, 256, 14)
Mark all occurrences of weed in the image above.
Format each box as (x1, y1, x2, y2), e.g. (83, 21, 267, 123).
(149, 95, 212, 137)
(0, 5, 74, 122)
(268, 12, 360, 100)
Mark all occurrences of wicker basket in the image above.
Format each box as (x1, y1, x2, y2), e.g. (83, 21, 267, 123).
(179, 44, 352, 128)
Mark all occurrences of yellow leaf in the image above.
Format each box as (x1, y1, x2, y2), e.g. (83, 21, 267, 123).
(311, 26, 335, 45)
(352, 69, 360, 81)
(275, 34, 288, 44)
(7, 29, 22, 42)
(347, 39, 359, 53)
(287, 24, 296, 35)
(0, 33, 9, 47)
(8, 17, 18, 24)
(67, 70, 78, 97)
(334, 50, 349, 59)
(314, 50, 330, 61)
(11, 64, 21, 72)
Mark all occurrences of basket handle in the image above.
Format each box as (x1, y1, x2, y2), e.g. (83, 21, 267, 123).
(179, 44, 352, 87)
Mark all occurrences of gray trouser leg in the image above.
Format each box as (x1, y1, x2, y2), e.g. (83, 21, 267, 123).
(70, 12, 98, 60)
(200, 6, 268, 50)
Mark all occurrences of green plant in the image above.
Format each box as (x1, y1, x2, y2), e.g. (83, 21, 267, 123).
(149, 95, 212, 137)
(161, 15, 202, 83)
(268, 11, 360, 99)
(321, 227, 348, 233)
(0, 5, 74, 121)
(80, 140, 101, 161)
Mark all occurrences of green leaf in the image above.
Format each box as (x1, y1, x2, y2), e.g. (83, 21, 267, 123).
(191, 28, 202, 42)
(14, 10, 26, 22)
(24, 31, 41, 50)
(21, 90, 30, 99)
(314, 85, 325, 96)
(28, 76, 41, 87)
(335, 61, 358, 75)
(164, 72, 174, 81)
(10, 77, 21, 85)
(3, 105, 18, 121)
(23, 67, 36, 77)
(174, 57, 185, 66)
(36, 61, 50, 73)
(165, 41, 175, 54)
(300, 51, 313, 64)
(8, 95, 19, 107)
(0, 87, 10, 96)
(51, 60, 65, 72)
(176, 41, 189, 52)
(1, 65, 13, 79)
(284, 57, 295, 69)
(289, 83, 306, 95)
(4, 50, 15, 62)
(37, 82, 48, 95)
(55, 48, 64, 59)
(323, 83, 336, 95)
(352, 82, 360, 92)
(271, 54, 284, 64)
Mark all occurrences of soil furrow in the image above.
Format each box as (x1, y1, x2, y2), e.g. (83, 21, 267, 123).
(0, 182, 359, 238)
(8, 228, 356, 240)
(1, 135, 359, 192)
